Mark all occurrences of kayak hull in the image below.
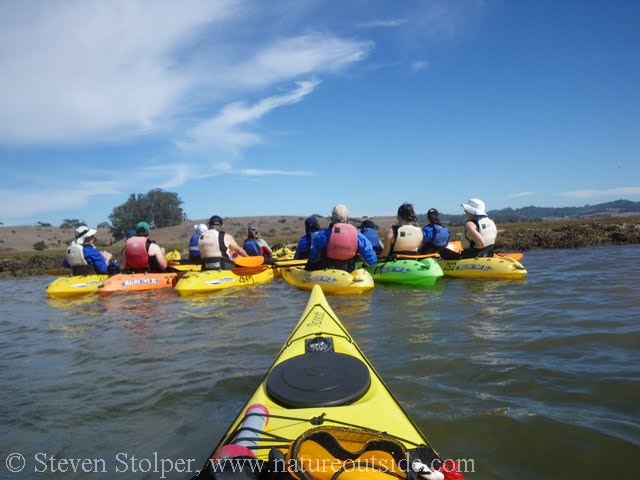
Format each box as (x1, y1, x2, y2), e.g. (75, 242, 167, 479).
(174, 267, 275, 295)
(282, 267, 374, 294)
(194, 285, 443, 477)
(97, 272, 180, 294)
(434, 256, 528, 279)
(365, 258, 443, 286)
(45, 275, 108, 298)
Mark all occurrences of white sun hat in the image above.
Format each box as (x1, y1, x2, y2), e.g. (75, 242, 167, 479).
(461, 198, 486, 216)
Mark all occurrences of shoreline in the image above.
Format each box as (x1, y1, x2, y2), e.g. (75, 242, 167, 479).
(1, 216, 639, 277)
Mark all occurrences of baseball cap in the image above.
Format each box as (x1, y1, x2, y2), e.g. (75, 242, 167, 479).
(248, 223, 259, 232)
(136, 221, 150, 234)
(209, 215, 223, 227)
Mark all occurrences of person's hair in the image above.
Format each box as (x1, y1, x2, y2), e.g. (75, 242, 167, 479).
(397, 202, 417, 223)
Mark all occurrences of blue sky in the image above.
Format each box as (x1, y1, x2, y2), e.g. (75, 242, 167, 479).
(1, 0, 639, 227)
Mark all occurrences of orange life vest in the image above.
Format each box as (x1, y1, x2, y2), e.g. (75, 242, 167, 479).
(124, 236, 149, 269)
(326, 223, 358, 261)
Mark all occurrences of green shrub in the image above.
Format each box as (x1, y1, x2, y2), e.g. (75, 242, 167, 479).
(33, 241, 47, 251)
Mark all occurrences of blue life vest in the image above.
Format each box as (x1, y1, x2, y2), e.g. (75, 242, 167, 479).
(243, 238, 261, 256)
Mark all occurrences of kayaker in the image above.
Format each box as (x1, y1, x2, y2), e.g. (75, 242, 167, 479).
(64, 225, 119, 275)
(441, 198, 498, 260)
(460, 198, 497, 258)
(243, 223, 275, 264)
(294, 216, 322, 260)
(306, 204, 378, 272)
(380, 202, 424, 258)
(188, 223, 208, 262)
(198, 215, 248, 270)
(419, 208, 451, 254)
(359, 219, 383, 255)
(119, 221, 169, 273)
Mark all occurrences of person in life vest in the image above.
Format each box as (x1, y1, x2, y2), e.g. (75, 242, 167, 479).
(120, 221, 169, 273)
(459, 198, 497, 258)
(380, 202, 424, 258)
(419, 208, 451, 254)
(188, 223, 208, 262)
(198, 215, 248, 270)
(440, 198, 497, 260)
(294, 216, 322, 260)
(359, 219, 383, 255)
(243, 223, 275, 264)
(306, 204, 378, 272)
(64, 225, 119, 275)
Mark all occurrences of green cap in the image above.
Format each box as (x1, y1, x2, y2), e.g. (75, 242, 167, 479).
(136, 221, 150, 234)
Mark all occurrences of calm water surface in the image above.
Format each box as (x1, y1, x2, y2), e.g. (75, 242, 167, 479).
(1, 245, 639, 479)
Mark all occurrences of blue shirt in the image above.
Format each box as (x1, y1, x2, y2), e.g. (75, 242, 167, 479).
(309, 226, 378, 266)
(294, 232, 319, 260)
(189, 233, 202, 259)
(63, 244, 112, 273)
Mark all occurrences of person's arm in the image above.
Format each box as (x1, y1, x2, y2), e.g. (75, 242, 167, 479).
(380, 227, 394, 258)
(148, 243, 168, 270)
(358, 233, 378, 266)
(257, 238, 273, 256)
(294, 237, 306, 260)
(227, 235, 248, 257)
(465, 220, 486, 248)
(84, 246, 109, 273)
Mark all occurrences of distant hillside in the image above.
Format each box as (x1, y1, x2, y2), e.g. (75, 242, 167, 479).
(429, 199, 640, 226)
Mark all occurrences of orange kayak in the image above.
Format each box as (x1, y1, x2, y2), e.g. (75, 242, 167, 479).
(97, 272, 180, 295)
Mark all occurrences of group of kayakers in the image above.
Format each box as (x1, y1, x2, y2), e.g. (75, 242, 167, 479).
(289, 198, 497, 272)
(63, 197, 497, 276)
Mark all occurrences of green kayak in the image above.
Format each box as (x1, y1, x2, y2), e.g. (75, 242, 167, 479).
(363, 257, 443, 287)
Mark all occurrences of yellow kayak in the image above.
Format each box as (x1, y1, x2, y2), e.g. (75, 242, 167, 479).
(192, 285, 462, 479)
(282, 266, 374, 294)
(434, 256, 528, 279)
(45, 274, 108, 298)
(174, 266, 275, 295)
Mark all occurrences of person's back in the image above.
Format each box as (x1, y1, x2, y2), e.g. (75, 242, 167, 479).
(359, 220, 383, 255)
(420, 208, 451, 254)
(121, 221, 168, 273)
(243, 223, 274, 264)
(64, 226, 116, 274)
(460, 198, 497, 258)
(295, 216, 321, 260)
(381, 203, 424, 258)
(199, 215, 248, 270)
(307, 204, 377, 272)
(189, 224, 208, 261)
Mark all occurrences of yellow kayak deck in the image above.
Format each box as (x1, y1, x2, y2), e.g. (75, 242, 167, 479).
(196, 285, 446, 480)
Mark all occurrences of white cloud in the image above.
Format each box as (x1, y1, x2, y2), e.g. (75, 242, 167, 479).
(356, 19, 409, 29)
(507, 191, 535, 199)
(411, 60, 430, 71)
(0, 0, 244, 144)
(180, 80, 320, 154)
(560, 187, 640, 198)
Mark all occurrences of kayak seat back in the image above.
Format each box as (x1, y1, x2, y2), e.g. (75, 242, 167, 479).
(286, 426, 409, 480)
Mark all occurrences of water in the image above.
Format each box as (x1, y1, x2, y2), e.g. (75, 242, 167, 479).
(1, 245, 639, 479)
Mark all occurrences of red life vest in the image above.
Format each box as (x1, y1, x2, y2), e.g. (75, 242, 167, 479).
(124, 236, 149, 269)
(326, 223, 358, 260)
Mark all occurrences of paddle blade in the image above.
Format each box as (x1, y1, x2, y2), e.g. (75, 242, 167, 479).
(231, 266, 270, 276)
(234, 256, 265, 267)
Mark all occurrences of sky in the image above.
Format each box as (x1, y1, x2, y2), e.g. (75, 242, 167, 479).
(1, 0, 639, 227)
